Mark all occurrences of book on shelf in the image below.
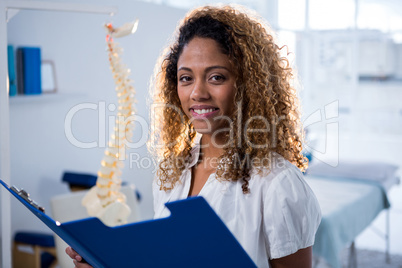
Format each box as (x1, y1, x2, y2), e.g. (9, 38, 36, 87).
(16, 48, 24, 95)
(7, 45, 17, 96)
(17, 47, 42, 95)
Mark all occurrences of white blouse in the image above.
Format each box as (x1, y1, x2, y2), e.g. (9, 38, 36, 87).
(153, 140, 321, 267)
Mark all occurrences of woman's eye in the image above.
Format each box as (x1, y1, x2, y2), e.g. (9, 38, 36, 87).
(179, 76, 192, 82)
(210, 75, 225, 82)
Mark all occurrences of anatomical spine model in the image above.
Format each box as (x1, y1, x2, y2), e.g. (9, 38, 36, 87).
(82, 20, 139, 227)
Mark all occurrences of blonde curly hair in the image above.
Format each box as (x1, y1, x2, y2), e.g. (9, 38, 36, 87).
(149, 5, 307, 193)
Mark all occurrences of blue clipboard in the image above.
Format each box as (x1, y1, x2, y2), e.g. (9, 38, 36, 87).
(1, 179, 256, 268)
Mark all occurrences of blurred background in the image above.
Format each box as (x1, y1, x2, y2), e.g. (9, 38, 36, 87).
(1, 0, 401, 267)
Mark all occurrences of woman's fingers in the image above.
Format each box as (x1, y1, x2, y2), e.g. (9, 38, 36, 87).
(66, 247, 93, 267)
(65, 246, 82, 261)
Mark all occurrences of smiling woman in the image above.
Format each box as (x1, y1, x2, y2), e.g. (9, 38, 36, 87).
(149, 5, 321, 268)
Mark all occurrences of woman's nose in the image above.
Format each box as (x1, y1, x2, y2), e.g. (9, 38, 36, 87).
(190, 80, 210, 101)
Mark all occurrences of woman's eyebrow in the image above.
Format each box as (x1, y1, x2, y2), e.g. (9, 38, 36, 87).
(205, 66, 230, 72)
(177, 66, 230, 72)
(177, 66, 192, 72)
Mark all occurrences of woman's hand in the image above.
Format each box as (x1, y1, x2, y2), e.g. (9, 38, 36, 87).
(65, 246, 93, 268)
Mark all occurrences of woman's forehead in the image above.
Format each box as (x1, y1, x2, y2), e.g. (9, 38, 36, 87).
(177, 37, 233, 70)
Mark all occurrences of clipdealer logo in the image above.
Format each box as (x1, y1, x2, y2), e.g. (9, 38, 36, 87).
(64, 100, 340, 167)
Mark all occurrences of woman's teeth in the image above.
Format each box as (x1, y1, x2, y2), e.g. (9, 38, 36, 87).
(194, 108, 216, 115)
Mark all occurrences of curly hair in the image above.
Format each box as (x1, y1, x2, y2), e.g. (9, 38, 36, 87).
(149, 5, 307, 193)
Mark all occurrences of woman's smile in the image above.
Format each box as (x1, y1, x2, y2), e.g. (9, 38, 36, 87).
(190, 105, 219, 118)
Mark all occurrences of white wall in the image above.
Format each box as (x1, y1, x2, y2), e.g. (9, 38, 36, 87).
(2, 0, 186, 241)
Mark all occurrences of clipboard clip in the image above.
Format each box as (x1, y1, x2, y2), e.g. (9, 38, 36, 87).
(10, 185, 45, 213)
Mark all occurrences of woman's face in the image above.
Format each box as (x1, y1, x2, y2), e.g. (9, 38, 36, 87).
(177, 37, 236, 139)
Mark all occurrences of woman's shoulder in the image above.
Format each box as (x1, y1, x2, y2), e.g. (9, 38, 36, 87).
(250, 152, 303, 184)
(248, 152, 318, 204)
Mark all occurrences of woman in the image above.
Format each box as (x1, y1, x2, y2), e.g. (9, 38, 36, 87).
(67, 5, 321, 268)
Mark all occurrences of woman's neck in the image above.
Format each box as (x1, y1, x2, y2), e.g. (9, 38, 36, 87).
(198, 134, 225, 170)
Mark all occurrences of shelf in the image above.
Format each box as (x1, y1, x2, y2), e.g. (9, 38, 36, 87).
(9, 93, 87, 104)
